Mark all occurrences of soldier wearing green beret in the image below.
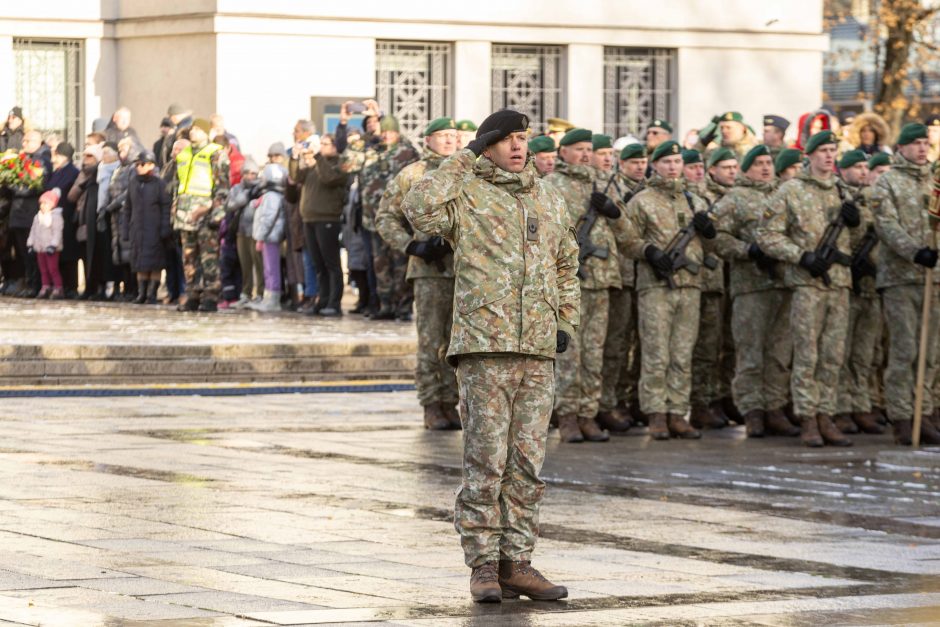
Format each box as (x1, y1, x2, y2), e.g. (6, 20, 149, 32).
(697, 111, 759, 163)
(592, 134, 615, 173)
(775, 148, 804, 183)
(528, 135, 557, 177)
(711, 144, 798, 438)
(455, 119, 477, 151)
(547, 128, 629, 443)
(871, 123, 940, 445)
(623, 140, 715, 440)
(757, 130, 858, 447)
(645, 119, 673, 156)
(376, 117, 460, 430)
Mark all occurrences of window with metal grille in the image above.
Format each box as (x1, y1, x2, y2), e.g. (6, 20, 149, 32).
(491, 45, 565, 133)
(13, 38, 84, 149)
(375, 41, 453, 142)
(603, 47, 675, 140)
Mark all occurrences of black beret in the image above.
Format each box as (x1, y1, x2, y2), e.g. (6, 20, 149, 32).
(477, 109, 529, 139)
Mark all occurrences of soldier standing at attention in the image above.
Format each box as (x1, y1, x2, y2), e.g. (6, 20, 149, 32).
(758, 131, 859, 447)
(624, 140, 715, 440)
(402, 110, 579, 603)
(775, 148, 804, 183)
(546, 129, 624, 443)
(375, 117, 460, 431)
(173, 118, 229, 312)
(528, 136, 557, 177)
(762, 115, 790, 161)
(871, 123, 940, 445)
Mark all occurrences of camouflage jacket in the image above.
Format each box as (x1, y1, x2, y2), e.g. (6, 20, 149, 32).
(871, 153, 938, 289)
(375, 148, 454, 280)
(545, 161, 624, 290)
(342, 138, 419, 231)
(757, 171, 851, 290)
(401, 149, 580, 363)
(623, 173, 710, 292)
(602, 170, 644, 288)
(173, 142, 230, 232)
(712, 176, 784, 298)
(838, 179, 879, 298)
(690, 176, 728, 293)
(697, 132, 759, 163)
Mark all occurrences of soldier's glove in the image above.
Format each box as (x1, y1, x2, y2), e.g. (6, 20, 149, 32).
(914, 247, 939, 268)
(466, 130, 505, 157)
(590, 192, 621, 219)
(556, 330, 570, 354)
(840, 201, 861, 227)
(691, 212, 717, 239)
(429, 236, 452, 259)
(851, 257, 877, 283)
(747, 242, 765, 261)
(799, 251, 830, 277)
(405, 239, 435, 260)
(644, 244, 673, 276)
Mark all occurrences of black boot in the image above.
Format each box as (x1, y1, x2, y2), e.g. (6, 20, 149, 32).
(146, 280, 159, 305)
(134, 281, 149, 304)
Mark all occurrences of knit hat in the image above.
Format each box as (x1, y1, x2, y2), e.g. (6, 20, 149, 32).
(528, 136, 556, 154)
(838, 149, 867, 169)
(191, 118, 211, 134)
(741, 145, 770, 172)
(559, 128, 592, 146)
(167, 103, 185, 116)
(707, 147, 737, 168)
(868, 152, 891, 169)
(620, 143, 646, 161)
(774, 148, 803, 175)
(267, 142, 287, 158)
(650, 140, 681, 162)
(379, 116, 400, 133)
(681, 149, 702, 165)
(39, 188, 60, 206)
(8, 106, 23, 120)
(898, 123, 928, 145)
(241, 155, 260, 174)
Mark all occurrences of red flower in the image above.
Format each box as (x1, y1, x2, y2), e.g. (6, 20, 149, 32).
(17, 172, 24, 178)
(32, 160, 40, 168)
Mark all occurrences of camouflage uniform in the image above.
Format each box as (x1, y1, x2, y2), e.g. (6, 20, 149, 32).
(712, 176, 791, 414)
(871, 154, 940, 423)
(757, 172, 851, 418)
(174, 142, 230, 302)
(623, 173, 709, 415)
(401, 149, 579, 567)
(545, 161, 624, 419)
(836, 182, 882, 415)
(343, 138, 420, 316)
(375, 148, 457, 408)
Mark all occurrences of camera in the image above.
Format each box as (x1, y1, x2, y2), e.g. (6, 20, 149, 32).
(347, 102, 367, 114)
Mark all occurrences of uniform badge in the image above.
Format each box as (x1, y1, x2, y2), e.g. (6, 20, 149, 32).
(527, 216, 539, 242)
(763, 208, 775, 220)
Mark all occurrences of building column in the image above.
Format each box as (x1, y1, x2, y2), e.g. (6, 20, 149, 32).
(454, 41, 491, 125)
(566, 44, 604, 133)
(0, 37, 14, 112)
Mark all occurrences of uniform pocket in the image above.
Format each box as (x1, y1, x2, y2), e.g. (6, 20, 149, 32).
(456, 281, 511, 315)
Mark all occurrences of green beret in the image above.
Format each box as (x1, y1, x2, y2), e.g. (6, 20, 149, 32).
(681, 149, 702, 165)
(559, 128, 592, 146)
(648, 119, 673, 134)
(868, 152, 891, 169)
(741, 145, 770, 172)
(455, 119, 477, 132)
(838, 149, 867, 170)
(720, 111, 744, 123)
(423, 116, 456, 136)
(651, 140, 681, 162)
(805, 130, 837, 154)
(592, 134, 613, 150)
(774, 148, 803, 175)
(528, 135, 556, 154)
(707, 147, 737, 167)
(898, 123, 928, 145)
(620, 143, 646, 161)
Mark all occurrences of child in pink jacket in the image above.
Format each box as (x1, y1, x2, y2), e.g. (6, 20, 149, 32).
(27, 188, 65, 299)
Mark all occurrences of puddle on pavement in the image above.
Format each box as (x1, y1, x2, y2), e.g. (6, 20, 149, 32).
(37, 460, 214, 485)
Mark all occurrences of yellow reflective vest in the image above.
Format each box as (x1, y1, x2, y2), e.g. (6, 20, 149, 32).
(177, 143, 222, 197)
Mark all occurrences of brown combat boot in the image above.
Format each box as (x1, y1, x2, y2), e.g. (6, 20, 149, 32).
(469, 561, 501, 603)
(708, 400, 731, 426)
(557, 414, 584, 443)
(832, 413, 859, 434)
(872, 406, 888, 425)
(423, 403, 451, 431)
(893, 419, 913, 446)
(852, 411, 885, 434)
(744, 409, 765, 438)
(498, 560, 568, 601)
(667, 414, 702, 439)
(765, 408, 800, 436)
(596, 408, 631, 433)
(800, 415, 823, 447)
(443, 404, 462, 430)
(921, 418, 940, 445)
(721, 397, 745, 425)
(578, 416, 610, 442)
(648, 413, 670, 440)
(690, 405, 726, 430)
(818, 414, 853, 447)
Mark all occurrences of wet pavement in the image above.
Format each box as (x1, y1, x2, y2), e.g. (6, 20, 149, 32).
(0, 391, 938, 625)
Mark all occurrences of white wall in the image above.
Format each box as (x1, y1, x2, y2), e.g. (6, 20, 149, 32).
(567, 45, 604, 134)
(453, 41, 491, 127)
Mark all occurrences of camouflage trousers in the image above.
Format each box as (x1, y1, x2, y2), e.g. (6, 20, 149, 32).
(836, 295, 882, 414)
(455, 354, 553, 568)
(637, 286, 701, 415)
(691, 291, 724, 406)
(883, 285, 940, 423)
(414, 277, 457, 407)
(731, 289, 791, 415)
(553, 288, 609, 417)
(599, 287, 637, 412)
(790, 287, 849, 417)
(371, 230, 412, 316)
(181, 227, 220, 302)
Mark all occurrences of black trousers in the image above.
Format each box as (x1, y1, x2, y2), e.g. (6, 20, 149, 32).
(304, 221, 343, 310)
(11, 227, 39, 291)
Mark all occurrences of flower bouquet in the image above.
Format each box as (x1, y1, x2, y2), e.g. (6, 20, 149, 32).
(0, 150, 45, 191)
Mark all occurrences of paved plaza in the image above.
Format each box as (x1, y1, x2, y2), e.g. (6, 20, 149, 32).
(0, 387, 937, 625)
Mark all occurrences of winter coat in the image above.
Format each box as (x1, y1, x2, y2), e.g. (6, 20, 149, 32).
(47, 162, 80, 261)
(104, 122, 143, 151)
(228, 181, 259, 238)
(26, 208, 63, 251)
(106, 161, 136, 265)
(95, 160, 120, 232)
(289, 153, 348, 223)
(8, 149, 49, 230)
(0, 125, 23, 153)
(252, 190, 286, 244)
(69, 164, 101, 274)
(842, 112, 892, 157)
(342, 180, 368, 272)
(124, 172, 171, 273)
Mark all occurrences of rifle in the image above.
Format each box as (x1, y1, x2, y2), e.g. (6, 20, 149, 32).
(656, 191, 719, 289)
(849, 224, 878, 295)
(813, 184, 857, 287)
(575, 176, 617, 280)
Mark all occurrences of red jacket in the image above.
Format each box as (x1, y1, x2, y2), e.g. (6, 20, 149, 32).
(228, 145, 245, 186)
